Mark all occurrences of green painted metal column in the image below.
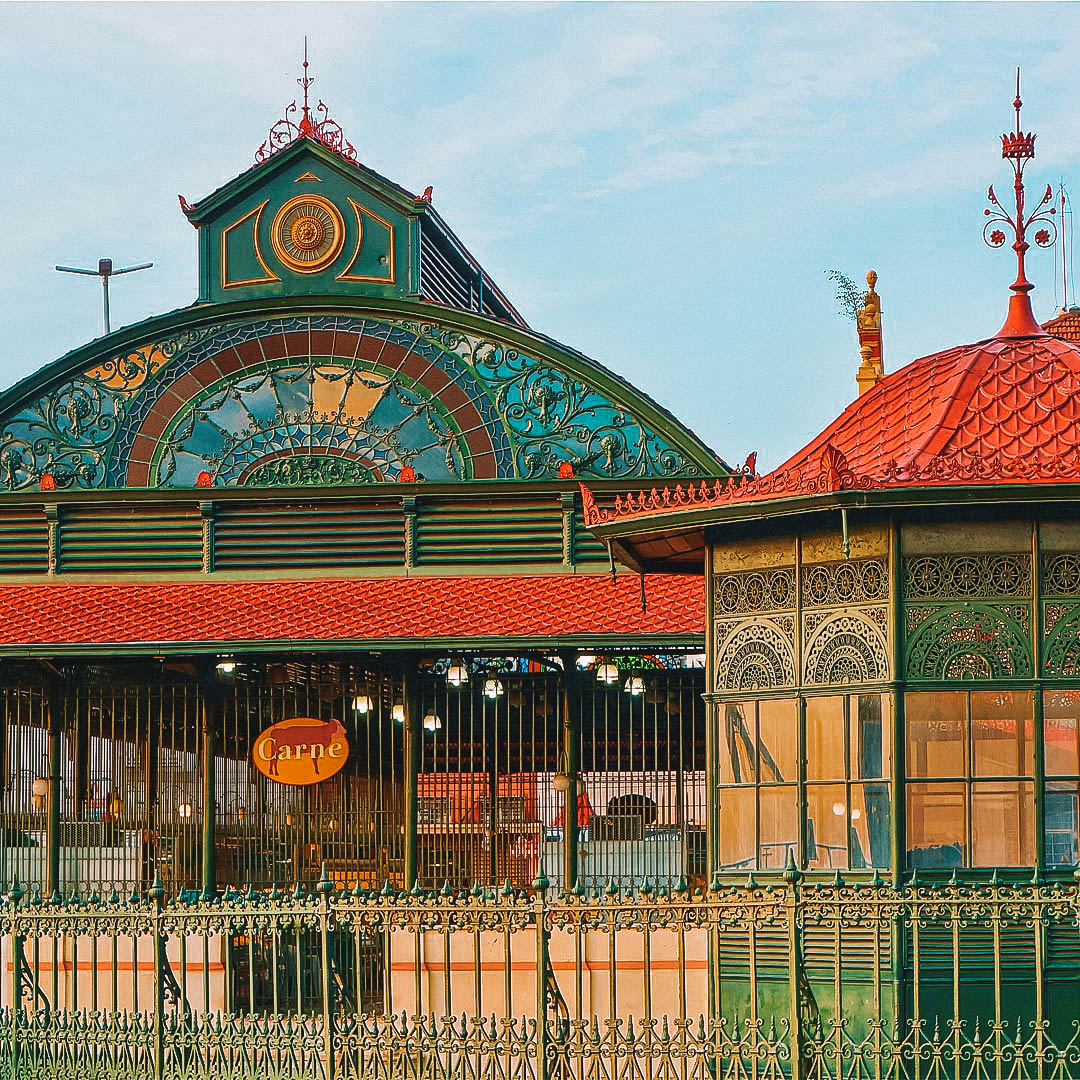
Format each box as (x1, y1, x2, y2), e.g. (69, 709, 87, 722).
(560, 651, 581, 891)
(45, 672, 63, 898)
(890, 519, 906, 883)
(1033, 520, 1046, 871)
(888, 519, 908, 1042)
(403, 663, 422, 890)
(199, 664, 218, 898)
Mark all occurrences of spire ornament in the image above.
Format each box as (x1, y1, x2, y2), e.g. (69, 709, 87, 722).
(983, 69, 1056, 338)
(254, 40, 357, 167)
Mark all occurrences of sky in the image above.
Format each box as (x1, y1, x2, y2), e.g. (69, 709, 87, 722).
(3, 1, 1080, 472)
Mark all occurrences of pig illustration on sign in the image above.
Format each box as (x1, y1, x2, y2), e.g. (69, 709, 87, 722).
(253, 718, 349, 785)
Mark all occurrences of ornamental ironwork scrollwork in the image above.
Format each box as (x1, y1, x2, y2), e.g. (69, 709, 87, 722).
(713, 567, 796, 615)
(0, 314, 706, 489)
(803, 609, 889, 685)
(465, 336, 698, 480)
(905, 603, 1033, 680)
(904, 554, 1032, 600)
(1044, 603, 1080, 676)
(802, 558, 889, 608)
(715, 616, 796, 691)
(1042, 553, 1080, 597)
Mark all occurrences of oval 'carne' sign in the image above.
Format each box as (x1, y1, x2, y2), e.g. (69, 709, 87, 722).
(253, 717, 349, 786)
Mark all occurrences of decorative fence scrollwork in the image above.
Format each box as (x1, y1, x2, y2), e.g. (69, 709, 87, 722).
(2, 872, 1079, 1080)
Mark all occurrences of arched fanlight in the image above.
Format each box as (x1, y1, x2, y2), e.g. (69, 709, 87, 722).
(446, 659, 469, 688)
(353, 694, 372, 715)
(596, 662, 619, 685)
(624, 675, 646, 696)
(483, 676, 505, 699)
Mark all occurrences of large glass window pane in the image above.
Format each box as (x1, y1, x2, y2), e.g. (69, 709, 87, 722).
(805, 696, 845, 781)
(852, 693, 891, 780)
(717, 785, 756, 870)
(851, 781, 891, 868)
(906, 693, 966, 778)
(907, 782, 965, 868)
(758, 785, 798, 870)
(805, 784, 849, 870)
(971, 691, 1034, 777)
(1046, 781, 1080, 867)
(720, 703, 754, 784)
(1044, 691, 1080, 777)
(971, 780, 1034, 866)
(757, 698, 797, 782)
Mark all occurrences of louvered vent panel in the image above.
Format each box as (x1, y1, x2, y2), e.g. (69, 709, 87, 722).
(1046, 922, 1080, 970)
(911, 922, 1038, 972)
(214, 502, 404, 570)
(420, 245, 472, 310)
(415, 498, 563, 566)
(60, 505, 202, 572)
(0, 506, 49, 574)
(573, 507, 609, 564)
(717, 923, 888, 973)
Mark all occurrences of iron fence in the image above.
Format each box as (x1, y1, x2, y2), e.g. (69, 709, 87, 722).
(2, 872, 1079, 1080)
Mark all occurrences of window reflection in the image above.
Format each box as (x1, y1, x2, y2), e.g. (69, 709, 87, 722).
(1044, 690, 1080, 867)
(805, 694, 891, 870)
(718, 695, 890, 872)
(718, 699, 798, 870)
(906, 692, 1035, 868)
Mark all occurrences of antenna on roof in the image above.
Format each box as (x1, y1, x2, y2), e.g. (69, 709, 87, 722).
(1057, 182, 1074, 312)
(54, 259, 153, 336)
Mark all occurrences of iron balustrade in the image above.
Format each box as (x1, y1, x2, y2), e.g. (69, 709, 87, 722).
(2, 872, 1080, 1080)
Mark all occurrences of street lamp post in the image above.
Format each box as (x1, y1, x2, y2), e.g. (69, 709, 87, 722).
(55, 258, 153, 335)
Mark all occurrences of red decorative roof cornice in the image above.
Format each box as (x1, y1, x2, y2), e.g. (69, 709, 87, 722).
(254, 44, 357, 167)
(0, 573, 703, 650)
(587, 333, 1080, 528)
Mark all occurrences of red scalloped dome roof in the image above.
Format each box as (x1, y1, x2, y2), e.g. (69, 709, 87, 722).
(763, 331, 1080, 491)
(584, 328, 1080, 531)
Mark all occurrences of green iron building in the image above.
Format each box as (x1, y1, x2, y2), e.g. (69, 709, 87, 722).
(2, 71, 1079, 1080)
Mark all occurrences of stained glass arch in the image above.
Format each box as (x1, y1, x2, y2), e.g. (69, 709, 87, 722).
(0, 299, 726, 490)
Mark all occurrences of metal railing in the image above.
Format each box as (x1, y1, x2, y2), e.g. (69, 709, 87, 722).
(2, 870, 1079, 1079)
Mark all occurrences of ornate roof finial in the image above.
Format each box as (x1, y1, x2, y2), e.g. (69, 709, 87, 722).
(254, 42, 358, 167)
(297, 36, 315, 137)
(984, 68, 1056, 338)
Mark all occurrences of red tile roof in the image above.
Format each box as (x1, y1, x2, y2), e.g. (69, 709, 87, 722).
(0, 573, 702, 650)
(586, 332, 1080, 528)
(1045, 308, 1080, 342)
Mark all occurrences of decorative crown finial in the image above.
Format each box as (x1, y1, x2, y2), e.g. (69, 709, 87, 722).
(254, 41, 358, 167)
(983, 68, 1056, 338)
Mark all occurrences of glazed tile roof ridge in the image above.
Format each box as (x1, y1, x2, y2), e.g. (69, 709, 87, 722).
(0, 573, 703, 648)
(583, 332, 1080, 528)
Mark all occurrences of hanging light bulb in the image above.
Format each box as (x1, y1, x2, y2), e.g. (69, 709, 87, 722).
(483, 676, 505, 699)
(446, 659, 469, 688)
(216, 658, 236, 675)
(391, 704, 405, 723)
(423, 712, 443, 732)
(596, 662, 619, 685)
(31, 777, 48, 813)
(353, 694, 372, 715)
(624, 675, 646, 696)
